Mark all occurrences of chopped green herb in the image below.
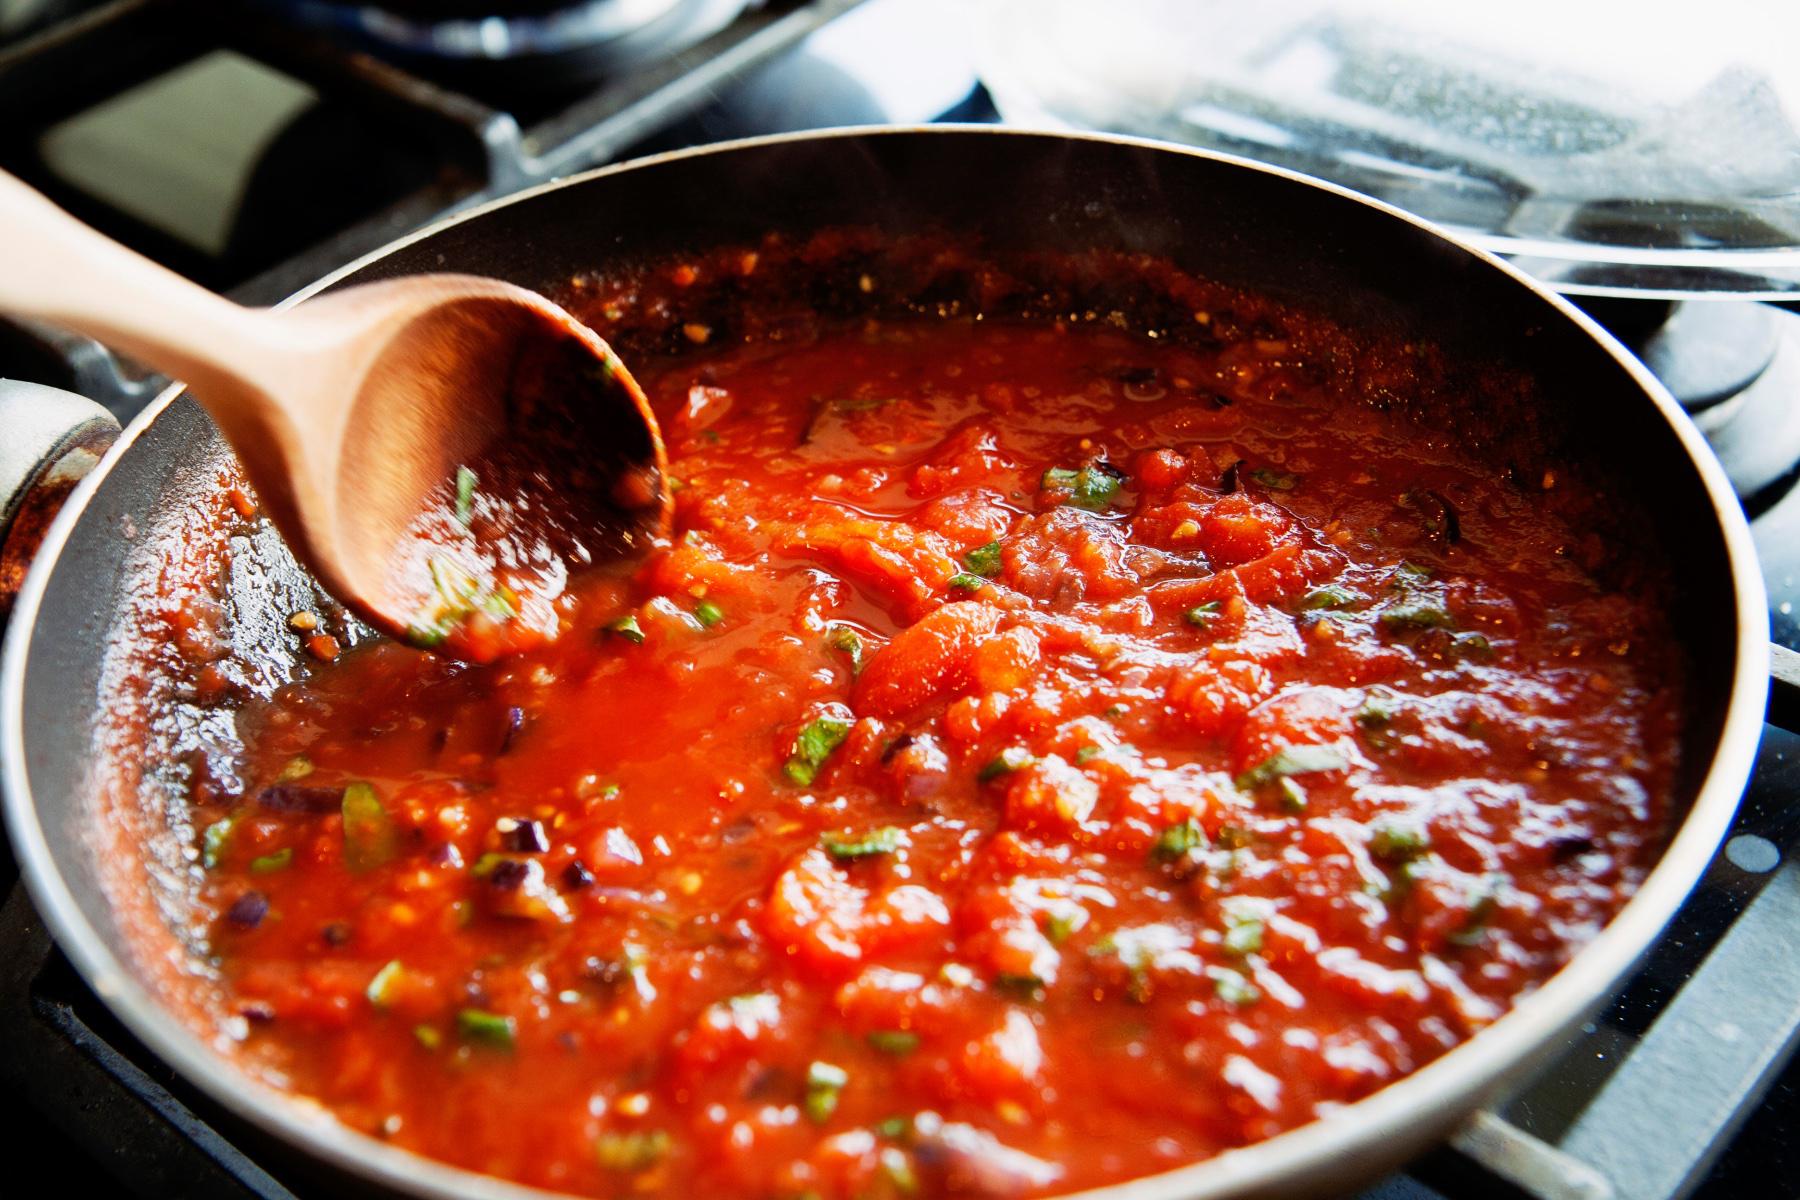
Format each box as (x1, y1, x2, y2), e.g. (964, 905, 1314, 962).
(1212, 968, 1261, 1006)
(453, 465, 478, 527)
(608, 614, 646, 644)
(365, 959, 405, 1008)
(1380, 602, 1454, 632)
(1276, 776, 1308, 813)
(341, 781, 398, 873)
(866, 1030, 920, 1055)
(412, 1024, 442, 1051)
(1356, 692, 1396, 728)
(1184, 600, 1221, 628)
(823, 826, 903, 861)
(1223, 918, 1264, 957)
(962, 540, 1003, 577)
(880, 1146, 920, 1196)
(250, 847, 294, 874)
(1369, 818, 1430, 862)
(978, 746, 1034, 782)
(995, 973, 1046, 999)
(1074, 745, 1104, 765)
(406, 556, 517, 646)
(455, 1008, 516, 1050)
(1216, 825, 1255, 850)
(947, 572, 988, 593)
(596, 1129, 671, 1173)
(784, 713, 854, 786)
(804, 1061, 849, 1124)
(875, 1115, 913, 1140)
(275, 755, 314, 783)
(201, 816, 236, 870)
(827, 625, 865, 670)
(1449, 874, 1506, 946)
(1151, 818, 1207, 862)
(1301, 584, 1361, 611)
(1043, 907, 1087, 944)
(693, 600, 724, 628)
(1249, 467, 1299, 490)
(1235, 743, 1351, 791)
(1453, 632, 1492, 659)
(1042, 464, 1124, 510)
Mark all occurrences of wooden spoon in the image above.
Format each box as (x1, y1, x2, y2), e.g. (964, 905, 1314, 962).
(0, 171, 671, 662)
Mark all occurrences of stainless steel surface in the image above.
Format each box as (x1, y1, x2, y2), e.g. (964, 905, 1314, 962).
(0, 127, 1774, 1200)
(1556, 859, 1800, 1199)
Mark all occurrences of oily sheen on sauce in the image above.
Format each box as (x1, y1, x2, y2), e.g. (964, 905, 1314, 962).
(198, 311, 1678, 1198)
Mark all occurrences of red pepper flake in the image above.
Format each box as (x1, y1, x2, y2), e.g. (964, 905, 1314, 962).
(227, 487, 257, 519)
(306, 634, 341, 662)
(671, 264, 698, 287)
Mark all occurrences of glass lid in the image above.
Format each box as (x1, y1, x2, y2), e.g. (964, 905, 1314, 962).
(972, 0, 1800, 299)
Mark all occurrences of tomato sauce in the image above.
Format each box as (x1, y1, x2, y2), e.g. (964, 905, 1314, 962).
(195, 291, 1680, 1198)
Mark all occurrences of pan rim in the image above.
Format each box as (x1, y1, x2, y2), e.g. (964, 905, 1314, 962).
(0, 123, 1772, 1200)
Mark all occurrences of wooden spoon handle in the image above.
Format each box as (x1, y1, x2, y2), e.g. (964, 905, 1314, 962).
(0, 171, 274, 403)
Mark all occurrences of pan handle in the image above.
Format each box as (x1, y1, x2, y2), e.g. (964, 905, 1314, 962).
(0, 377, 119, 626)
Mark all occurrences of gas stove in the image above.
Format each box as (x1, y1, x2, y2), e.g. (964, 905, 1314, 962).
(3, 3, 1800, 1198)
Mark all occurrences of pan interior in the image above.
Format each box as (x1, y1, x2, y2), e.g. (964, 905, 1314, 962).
(5, 129, 1754, 1196)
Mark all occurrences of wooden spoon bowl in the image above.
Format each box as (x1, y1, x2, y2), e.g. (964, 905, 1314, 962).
(0, 172, 671, 660)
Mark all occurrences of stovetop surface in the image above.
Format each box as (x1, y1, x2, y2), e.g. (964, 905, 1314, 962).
(5, 2, 1800, 1199)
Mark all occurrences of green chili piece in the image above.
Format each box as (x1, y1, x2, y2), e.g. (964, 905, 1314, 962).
(866, 1030, 920, 1056)
(455, 1008, 516, 1050)
(342, 781, 399, 873)
(1212, 969, 1261, 1006)
(249, 847, 293, 874)
(1248, 467, 1298, 490)
(1151, 818, 1206, 862)
(201, 816, 236, 870)
(1234, 743, 1350, 791)
(823, 827, 903, 861)
(1369, 818, 1430, 863)
(275, 755, 314, 782)
(453, 465, 477, 527)
(804, 1060, 849, 1124)
(1223, 918, 1264, 957)
(596, 1129, 671, 1173)
(978, 746, 1035, 782)
(1301, 584, 1360, 611)
(694, 600, 724, 628)
(608, 614, 646, 644)
(828, 625, 864, 670)
(880, 1146, 920, 1196)
(365, 960, 405, 1008)
(1184, 600, 1221, 628)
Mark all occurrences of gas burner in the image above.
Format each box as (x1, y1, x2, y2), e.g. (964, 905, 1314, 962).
(1572, 297, 1800, 507)
(265, 0, 754, 95)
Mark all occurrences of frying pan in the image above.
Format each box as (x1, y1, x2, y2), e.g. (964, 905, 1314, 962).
(0, 128, 1774, 1199)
